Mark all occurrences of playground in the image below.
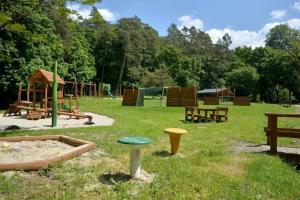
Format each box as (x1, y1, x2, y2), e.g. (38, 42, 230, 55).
(0, 97, 300, 199)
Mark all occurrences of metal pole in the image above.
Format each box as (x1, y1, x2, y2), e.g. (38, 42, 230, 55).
(52, 61, 58, 127)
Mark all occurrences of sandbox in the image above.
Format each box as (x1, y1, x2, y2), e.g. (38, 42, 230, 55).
(0, 135, 96, 171)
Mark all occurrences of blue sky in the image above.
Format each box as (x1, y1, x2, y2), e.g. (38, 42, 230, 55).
(67, 0, 300, 48)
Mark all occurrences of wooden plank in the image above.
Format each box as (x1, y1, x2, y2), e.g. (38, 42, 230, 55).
(265, 113, 300, 118)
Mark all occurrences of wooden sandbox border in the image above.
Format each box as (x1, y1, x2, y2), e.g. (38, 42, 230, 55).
(0, 135, 96, 171)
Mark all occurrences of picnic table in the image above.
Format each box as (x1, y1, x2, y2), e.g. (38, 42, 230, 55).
(196, 108, 217, 122)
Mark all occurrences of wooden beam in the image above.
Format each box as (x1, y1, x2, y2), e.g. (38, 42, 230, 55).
(18, 82, 22, 104)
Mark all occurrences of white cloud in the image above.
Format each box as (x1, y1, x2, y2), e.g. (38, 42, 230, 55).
(206, 18, 300, 49)
(67, 3, 119, 22)
(293, 1, 300, 12)
(270, 10, 286, 19)
(287, 18, 300, 29)
(98, 9, 118, 22)
(177, 15, 204, 30)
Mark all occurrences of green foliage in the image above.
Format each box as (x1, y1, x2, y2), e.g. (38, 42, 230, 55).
(1, 1, 300, 107)
(265, 24, 300, 50)
(226, 66, 259, 96)
(142, 68, 174, 87)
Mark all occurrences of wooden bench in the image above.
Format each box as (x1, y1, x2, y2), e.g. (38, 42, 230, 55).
(4, 104, 21, 116)
(27, 110, 44, 120)
(213, 107, 228, 122)
(264, 113, 300, 154)
(185, 106, 196, 122)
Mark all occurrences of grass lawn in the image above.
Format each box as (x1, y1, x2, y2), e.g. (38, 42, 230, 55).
(0, 98, 300, 199)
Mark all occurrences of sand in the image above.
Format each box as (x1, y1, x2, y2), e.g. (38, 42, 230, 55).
(0, 140, 75, 163)
(0, 112, 114, 131)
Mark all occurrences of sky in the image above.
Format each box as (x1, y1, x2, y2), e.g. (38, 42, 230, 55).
(67, 0, 300, 48)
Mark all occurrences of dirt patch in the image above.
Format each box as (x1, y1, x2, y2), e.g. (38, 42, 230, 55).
(212, 155, 248, 178)
(0, 140, 75, 163)
(233, 141, 300, 154)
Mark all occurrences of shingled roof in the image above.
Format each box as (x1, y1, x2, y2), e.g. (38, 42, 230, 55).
(29, 69, 65, 84)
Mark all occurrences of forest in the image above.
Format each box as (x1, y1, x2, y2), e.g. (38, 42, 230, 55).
(1, 0, 300, 106)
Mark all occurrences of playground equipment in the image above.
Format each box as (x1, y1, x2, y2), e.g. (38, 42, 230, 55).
(117, 136, 152, 179)
(164, 128, 187, 155)
(15, 69, 92, 121)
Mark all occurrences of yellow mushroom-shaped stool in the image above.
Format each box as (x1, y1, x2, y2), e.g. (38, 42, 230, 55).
(164, 128, 187, 155)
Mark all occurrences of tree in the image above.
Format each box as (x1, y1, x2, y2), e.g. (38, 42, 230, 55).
(265, 24, 300, 50)
(226, 66, 259, 96)
(216, 33, 232, 49)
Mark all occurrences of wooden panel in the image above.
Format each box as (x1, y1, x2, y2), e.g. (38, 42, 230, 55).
(122, 89, 139, 106)
(167, 87, 197, 107)
(180, 87, 198, 107)
(166, 87, 180, 107)
(204, 97, 219, 105)
(265, 113, 300, 118)
(233, 96, 250, 106)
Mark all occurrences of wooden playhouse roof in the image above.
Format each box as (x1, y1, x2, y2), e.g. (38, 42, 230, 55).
(29, 69, 65, 84)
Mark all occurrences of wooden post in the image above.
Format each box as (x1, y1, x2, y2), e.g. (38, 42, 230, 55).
(74, 81, 78, 97)
(18, 82, 22, 104)
(80, 81, 83, 97)
(27, 82, 30, 101)
(94, 83, 97, 97)
(89, 83, 92, 97)
(33, 83, 36, 108)
(68, 95, 72, 112)
(45, 83, 48, 110)
(98, 83, 101, 97)
(267, 115, 278, 154)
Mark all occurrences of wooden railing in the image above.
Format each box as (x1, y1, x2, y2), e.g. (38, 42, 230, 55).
(264, 113, 300, 154)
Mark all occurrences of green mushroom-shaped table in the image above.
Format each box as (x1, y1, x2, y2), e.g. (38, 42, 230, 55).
(117, 136, 152, 179)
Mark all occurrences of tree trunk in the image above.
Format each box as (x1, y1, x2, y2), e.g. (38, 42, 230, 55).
(100, 65, 105, 97)
(115, 56, 126, 96)
(289, 90, 292, 105)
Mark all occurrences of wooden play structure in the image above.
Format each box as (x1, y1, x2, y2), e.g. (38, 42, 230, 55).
(15, 69, 92, 121)
(167, 87, 198, 107)
(64, 81, 113, 98)
(264, 113, 300, 154)
(233, 96, 250, 106)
